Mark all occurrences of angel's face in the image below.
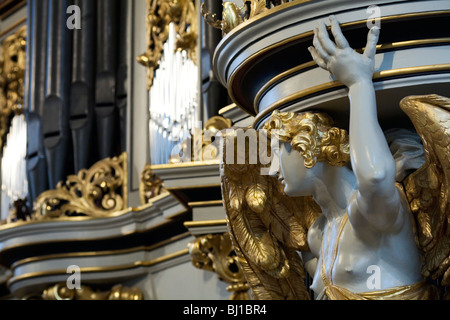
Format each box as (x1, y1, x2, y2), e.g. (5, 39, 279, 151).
(270, 140, 314, 197)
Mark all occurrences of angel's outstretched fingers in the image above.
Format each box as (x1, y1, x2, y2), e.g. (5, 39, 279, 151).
(363, 26, 380, 59)
(312, 29, 330, 62)
(308, 46, 328, 70)
(329, 15, 349, 49)
(317, 20, 336, 56)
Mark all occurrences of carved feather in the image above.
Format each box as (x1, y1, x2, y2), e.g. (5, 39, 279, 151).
(229, 231, 310, 300)
(222, 167, 286, 277)
(261, 189, 310, 250)
(400, 94, 450, 285)
(220, 128, 320, 299)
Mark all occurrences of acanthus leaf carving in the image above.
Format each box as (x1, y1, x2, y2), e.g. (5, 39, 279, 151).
(137, 0, 198, 90)
(33, 153, 128, 220)
(188, 233, 250, 300)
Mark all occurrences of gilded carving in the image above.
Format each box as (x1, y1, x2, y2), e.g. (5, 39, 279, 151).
(220, 128, 320, 300)
(137, 0, 198, 89)
(201, 0, 265, 36)
(33, 153, 128, 220)
(400, 95, 450, 293)
(201, 2, 244, 36)
(219, 16, 450, 300)
(199, 116, 233, 162)
(188, 233, 250, 300)
(241, 95, 450, 300)
(169, 115, 232, 164)
(42, 283, 143, 300)
(201, 0, 309, 36)
(0, 25, 26, 151)
(140, 164, 164, 205)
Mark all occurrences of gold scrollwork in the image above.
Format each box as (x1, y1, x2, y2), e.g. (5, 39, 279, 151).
(33, 153, 128, 220)
(220, 127, 319, 300)
(188, 233, 250, 300)
(137, 0, 198, 90)
(140, 164, 164, 205)
(199, 116, 233, 162)
(0, 25, 26, 151)
(169, 116, 233, 164)
(41, 283, 143, 300)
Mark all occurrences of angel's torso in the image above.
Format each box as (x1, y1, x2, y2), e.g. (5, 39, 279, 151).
(307, 195, 422, 299)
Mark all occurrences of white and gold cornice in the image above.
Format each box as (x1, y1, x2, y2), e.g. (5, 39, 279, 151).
(212, 0, 450, 129)
(8, 247, 191, 299)
(253, 62, 450, 128)
(0, 192, 188, 257)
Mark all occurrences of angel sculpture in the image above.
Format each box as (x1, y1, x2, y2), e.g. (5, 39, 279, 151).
(220, 128, 321, 299)
(220, 16, 450, 300)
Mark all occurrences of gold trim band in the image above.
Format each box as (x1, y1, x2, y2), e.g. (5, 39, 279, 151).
(0, 207, 189, 255)
(219, 103, 238, 115)
(166, 183, 221, 191)
(224, 10, 450, 116)
(253, 63, 450, 128)
(184, 219, 228, 228)
(188, 200, 224, 207)
(254, 38, 450, 111)
(8, 249, 190, 287)
(10, 232, 192, 270)
(149, 160, 220, 170)
(0, 206, 133, 232)
(254, 61, 316, 111)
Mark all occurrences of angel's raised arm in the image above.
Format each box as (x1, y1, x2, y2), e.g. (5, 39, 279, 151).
(309, 16, 401, 231)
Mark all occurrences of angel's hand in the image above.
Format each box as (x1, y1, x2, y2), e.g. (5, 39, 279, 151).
(308, 15, 380, 88)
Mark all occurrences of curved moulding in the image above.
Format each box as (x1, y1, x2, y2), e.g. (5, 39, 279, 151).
(0, 191, 189, 298)
(213, 0, 450, 129)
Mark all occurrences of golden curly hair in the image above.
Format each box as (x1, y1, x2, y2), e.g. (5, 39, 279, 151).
(263, 110, 350, 168)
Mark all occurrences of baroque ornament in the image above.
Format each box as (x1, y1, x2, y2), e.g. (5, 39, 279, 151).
(137, 0, 198, 89)
(220, 16, 450, 300)
(201, 0, 309, 35)
(0, 25, 26, 152)
(401, 95, 450, 291)
(169, 115, 232, 164)
(140, 164, 164, 205)
(197, 116, 232, 162)
(188, 233, 250, 300)
(33, 153, 127, 220)
(220, 128, 320, 300)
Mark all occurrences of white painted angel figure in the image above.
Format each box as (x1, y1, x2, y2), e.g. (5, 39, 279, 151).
(221, 16, 450, 300)
(269, 16, 433, 299)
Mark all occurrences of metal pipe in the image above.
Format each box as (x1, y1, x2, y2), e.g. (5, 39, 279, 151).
(95, 0, 119, 159)
(25, 0, 49, 204)
(70, 0, 96, 172)
(43, 0, 74, 189)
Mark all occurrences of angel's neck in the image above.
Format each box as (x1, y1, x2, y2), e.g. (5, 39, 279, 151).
(310, 164, 356, 220)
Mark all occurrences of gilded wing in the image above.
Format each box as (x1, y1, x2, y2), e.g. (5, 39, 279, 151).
(400, 94, 450, 286)
(220, 128, 321, 300)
